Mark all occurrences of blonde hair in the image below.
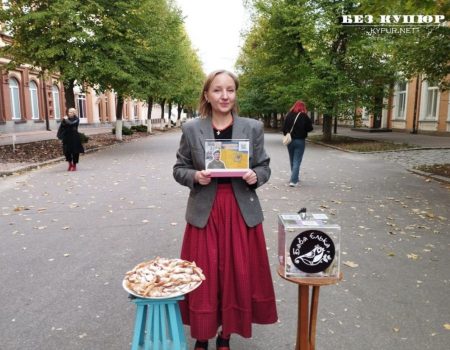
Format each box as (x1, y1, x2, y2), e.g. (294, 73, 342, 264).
(198, 70, 239, 118)
(68, 108, 78, 116)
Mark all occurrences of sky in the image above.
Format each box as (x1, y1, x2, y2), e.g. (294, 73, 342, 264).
(174, 0, 251, 74)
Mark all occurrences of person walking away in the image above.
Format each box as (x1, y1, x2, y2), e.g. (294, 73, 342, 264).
(173, 69, 278, 350)
(58, 107, 84, 171)
(282, 100, 313, 187)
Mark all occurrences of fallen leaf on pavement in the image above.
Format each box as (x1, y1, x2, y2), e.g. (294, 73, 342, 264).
(343, 261, 359, 268)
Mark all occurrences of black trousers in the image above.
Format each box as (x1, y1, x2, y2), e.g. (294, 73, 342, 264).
(65, 153, 80, 164)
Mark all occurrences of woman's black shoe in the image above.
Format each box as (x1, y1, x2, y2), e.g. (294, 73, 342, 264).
(194, 340, 209, 349)
(216, 334, 230, 349)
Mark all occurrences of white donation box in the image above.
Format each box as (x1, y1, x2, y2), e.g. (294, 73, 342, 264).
(278, 213, 341, 278)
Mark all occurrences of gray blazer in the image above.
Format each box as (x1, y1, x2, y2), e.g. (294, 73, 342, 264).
(173, 115, 271, 228)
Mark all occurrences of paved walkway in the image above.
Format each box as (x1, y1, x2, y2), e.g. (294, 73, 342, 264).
(1, 126, 450, 178)
(309, 128, 450, 172)
(0, 125, 113, 146)
(333, 127, 450, 149)
(2, 125, 449, 148)
(1, 131, 449, 350)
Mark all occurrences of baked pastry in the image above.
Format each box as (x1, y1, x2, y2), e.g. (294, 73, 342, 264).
(124, 257, 205, 298)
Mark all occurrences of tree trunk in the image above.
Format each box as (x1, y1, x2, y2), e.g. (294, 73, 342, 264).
(64, 79, 76, 111)
(115, 94, 124, 141)
(263, 114, 270, 128)
(333, 115, 338, 134)
(322, 114, 333, 142)
(280, 113, 286, 131)
(177, 104, 183, 126)
(147, 96, 153, 133)
(42, 80, 51, 131)
(167, 101, 173, 128)
(160, 99, 166, 128)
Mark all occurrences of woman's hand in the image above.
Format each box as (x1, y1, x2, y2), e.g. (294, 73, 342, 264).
(194, 170, 212, 185)
(242, 170, 257, 185)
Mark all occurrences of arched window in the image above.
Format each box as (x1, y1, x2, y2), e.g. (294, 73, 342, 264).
(9, 77, 21, 120)
(76, 93, 87, 119)
(395, 82, 407, 120)
(425, 82, 438, 119)
(52, 85, 61, 119)
(133, 101, 138, 119)
(29, 80, 40, 120)
(105, 97, 109, 120)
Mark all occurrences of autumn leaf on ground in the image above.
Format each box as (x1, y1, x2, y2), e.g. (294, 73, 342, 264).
(14, 206, 29, 212)
(343, 261, 359, 268)
(444, 324, 450, 330)
(407, 253, 419, 260)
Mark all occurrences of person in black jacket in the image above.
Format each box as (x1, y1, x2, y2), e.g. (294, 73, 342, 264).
(282, 100, 313, 186)
(58, 108, 84, 171)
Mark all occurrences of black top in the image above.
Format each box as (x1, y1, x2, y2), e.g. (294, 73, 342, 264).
(282, 112, 313, 139)
(59, 117, 84, 154)
(213, 123, 233, 139)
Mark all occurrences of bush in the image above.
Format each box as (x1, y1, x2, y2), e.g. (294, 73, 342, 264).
(78, 132, 89, 144)
(112, 126, 134, 135)
(130, 125, 148, 132)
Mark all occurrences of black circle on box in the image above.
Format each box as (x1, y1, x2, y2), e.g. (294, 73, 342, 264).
(289, 230, 335, 273)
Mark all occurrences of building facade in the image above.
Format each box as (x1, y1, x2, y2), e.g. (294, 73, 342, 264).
(359, 77, 450, 135)
(0, 58, 178, 134)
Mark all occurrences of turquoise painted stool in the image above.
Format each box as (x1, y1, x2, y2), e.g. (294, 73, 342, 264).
(130, 295, 187, 350)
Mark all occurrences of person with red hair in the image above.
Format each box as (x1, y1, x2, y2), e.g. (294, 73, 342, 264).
(282, 100, 313, 186)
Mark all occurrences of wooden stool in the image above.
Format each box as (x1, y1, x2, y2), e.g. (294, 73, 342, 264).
(278, 266, 343, 350)
(130, 295, 187, 350)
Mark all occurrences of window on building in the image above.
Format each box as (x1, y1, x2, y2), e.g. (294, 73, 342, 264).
(9, 77, 21, 120)
(426, 83, 438, 119)
(105, 97, 109, 119)
(29, 80, 40, 120)
(396, 82, 407, 119)
(52, 85, 61, 119)
(77, 94, 87, 119)
(134, 102, 138, 119)
(361, 107, 369, 120)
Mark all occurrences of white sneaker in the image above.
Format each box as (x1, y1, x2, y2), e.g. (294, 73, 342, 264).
(289, 182, 297, 187)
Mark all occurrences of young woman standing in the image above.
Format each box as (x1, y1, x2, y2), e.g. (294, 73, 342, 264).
(173, 70, 278, 350)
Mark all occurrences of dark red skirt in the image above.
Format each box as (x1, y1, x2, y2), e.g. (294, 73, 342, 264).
(179, 184, 278, 339)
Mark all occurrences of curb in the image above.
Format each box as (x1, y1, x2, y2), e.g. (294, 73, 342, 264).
(308, 139, 450, 185)
(0, 129, 177, 177)
(308, 140, 450, 153)
(407, 168, 450, 185)
(0, 147, 103, 177)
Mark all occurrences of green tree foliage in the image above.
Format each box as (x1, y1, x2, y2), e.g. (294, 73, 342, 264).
(0, 0, 204, 130)
(0, 0, 101, 108)
(239, 0, 449, 139)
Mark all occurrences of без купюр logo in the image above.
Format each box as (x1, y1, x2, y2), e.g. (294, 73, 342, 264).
(340, 15, 445, 25)
(289, 230, 335, 274)
(339, 14, 446, 35)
